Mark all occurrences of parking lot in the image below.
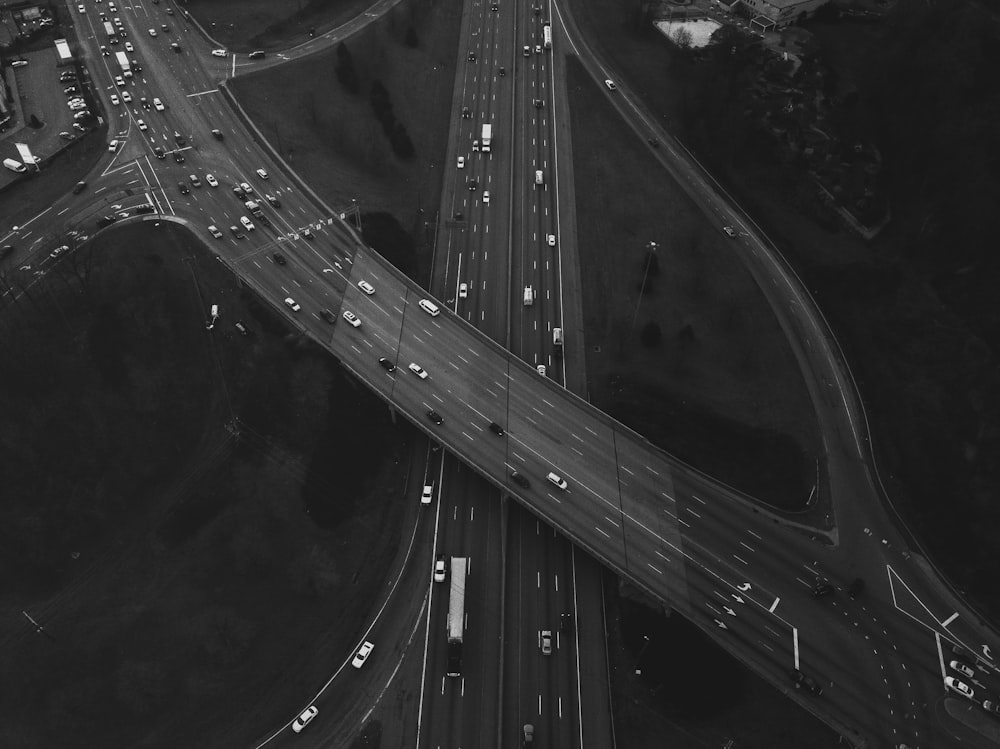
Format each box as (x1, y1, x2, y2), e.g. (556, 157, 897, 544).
(0, 47, 95, 189)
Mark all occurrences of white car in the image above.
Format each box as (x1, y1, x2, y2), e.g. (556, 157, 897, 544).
(256, 168, 269, 180)
(69, 101, 88, 111)
(950, 660, 975, 679)
(284, 297, 301, 312)
(240, 181, 253, 194)
(205, 173, 218, 187)
(540, 630, 552, 655)
(73, 111, 91, 120)
(357, 280, 375, 295)
(408, 363, 428, 379)
(77, 4, 85, 11)
(10, 60, 28, 68)
(434, 555, 447, 583)
(457, 156, 465, 169)
(342, 310, 361, 327)
(352, 641, 375, 669)
(110, 93, 120, 106)
(604, 79, 617, 91)
(546, 234, 556, 247)
(148, 28, 157, 36)
(114, 75, 125, 86)
(536, 364, 546, 376)
(945, 676, 974, 699)
(546, 472, 568, 490)
(483, 190, 490, 204)
(153, 97, 164, 111)
(291, 705, 318, 733)
(208, 225, 223, 238)
(723, 225, 737, 237)
(108, 139, 119, 151)
(121, 91, 132, 103)
(137, 119, 147, 131)
(50, 245, 69, 258)
(421, 483, 433, 504)
(211, 48, 228, 57)
(458, 282, 468, 298)
(124, 41, 133, 52)
(240, 216, 255, 231)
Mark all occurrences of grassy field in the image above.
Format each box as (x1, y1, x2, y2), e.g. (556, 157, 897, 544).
(568, 0, 1000, 618)
(565, 56, 817, 509)
(230, 0, 459, 284)
(607, 583, 842, 749)
(0, 224, 412, 748)
(185, 0, 377, 50)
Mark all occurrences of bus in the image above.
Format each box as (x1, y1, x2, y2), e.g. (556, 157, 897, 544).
(543, 24, 552, 50)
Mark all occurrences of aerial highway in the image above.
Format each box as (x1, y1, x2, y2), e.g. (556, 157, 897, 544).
(3, 0, 1000, 747)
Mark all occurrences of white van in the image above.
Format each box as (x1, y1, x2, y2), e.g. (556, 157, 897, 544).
(523, 285, 534, 306)
(552, 327, 563, 348)
(3, 158, 26, 173)
(535, 170, 543, 186)
(418, 299, 440, 317)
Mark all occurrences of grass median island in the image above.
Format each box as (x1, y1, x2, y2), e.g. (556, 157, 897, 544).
(566, 56, 817, 510)
(230, 0, 460, 281)
(0, 224, 410, 748)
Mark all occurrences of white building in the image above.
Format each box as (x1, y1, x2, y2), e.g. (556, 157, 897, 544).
(738, 0, 830, 31)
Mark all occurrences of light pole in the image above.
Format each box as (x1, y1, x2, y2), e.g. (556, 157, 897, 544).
(631, 241, 658, 329)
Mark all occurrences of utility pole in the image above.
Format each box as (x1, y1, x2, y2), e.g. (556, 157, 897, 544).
(631, 240, 658, 329)
(22, 611, 55, 641)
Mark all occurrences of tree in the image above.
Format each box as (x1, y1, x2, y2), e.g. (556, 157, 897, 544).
(335, 42, 359, 94)
(640, 321, 662, 347)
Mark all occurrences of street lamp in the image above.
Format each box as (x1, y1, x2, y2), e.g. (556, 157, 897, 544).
(631, 241, 658, 329)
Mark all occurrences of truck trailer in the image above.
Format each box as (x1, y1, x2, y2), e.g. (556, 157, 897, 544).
(115, 51, 132, 78)
(446, 557, 468, 677)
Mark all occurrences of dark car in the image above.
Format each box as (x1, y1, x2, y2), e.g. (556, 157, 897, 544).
(259, 214, 272, 228)
(467, 51, 476, 62)
(791, 669, 823, 696)
(811, 579, 834, 598)
(534, 98, 544, 108)
(173, 131, 187, 146)
(462, 106, 471, 119)
(0, 245, 14, 260)
(229, 225, 245, 239)
(320, 309, 336, 324)
(847, 578, 865, 599)
(499, 66, 506, 76)
(426, 409, 444, 425)
(489, 422, 505, 436)
(265, 194, 281, 208)
(468, 179, 478, 191)
(648, 138, 660, 148)
(211, 129, 224, 140)
(153, 146, 165, 159)
(72, 180, 87, 194)
(232, 184, 246, 199)
(173, 151, 185, 164)
(96, 215, 117, 228)
(379, 357, 396, 373)
(560, 612, 573, 632)
(178, 181, 190, 194)
(248, 50, 265, 59)
(511, 471, 530, 489)
(273, 252, 287, 266)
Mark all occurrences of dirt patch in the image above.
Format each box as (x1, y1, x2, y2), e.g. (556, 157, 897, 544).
(0, 224, 411, 749)
(566, 56, 816, 508)
(229, 0, 460, 284)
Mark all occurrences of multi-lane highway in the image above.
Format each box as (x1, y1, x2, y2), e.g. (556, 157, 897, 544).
(4, 0, 1000, 748)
